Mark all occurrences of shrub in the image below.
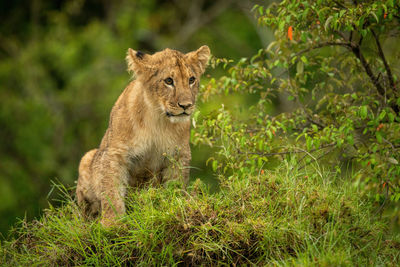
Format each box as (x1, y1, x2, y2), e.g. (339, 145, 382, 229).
(194, 0, 400, 208)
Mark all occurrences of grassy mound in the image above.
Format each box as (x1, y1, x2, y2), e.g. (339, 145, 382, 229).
(1, 162, 399, 266)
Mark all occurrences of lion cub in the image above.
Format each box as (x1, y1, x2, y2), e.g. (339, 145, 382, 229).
(76, 46, 210, 226)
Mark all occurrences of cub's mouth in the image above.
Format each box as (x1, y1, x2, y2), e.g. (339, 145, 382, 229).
(166, 111, 190, 117)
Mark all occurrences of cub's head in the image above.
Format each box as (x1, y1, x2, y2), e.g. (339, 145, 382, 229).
(126, 46, 210, 123)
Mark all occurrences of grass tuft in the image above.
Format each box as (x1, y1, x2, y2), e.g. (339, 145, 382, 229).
(1, 161, 399, 266)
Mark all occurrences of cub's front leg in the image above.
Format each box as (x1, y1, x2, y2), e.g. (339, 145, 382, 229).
(162, 144, 191, 186)
(93, 148, 129, 227)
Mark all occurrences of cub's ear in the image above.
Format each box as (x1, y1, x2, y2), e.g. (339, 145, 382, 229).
(126, 48, 150, 74)
(186, 45, 211, 74)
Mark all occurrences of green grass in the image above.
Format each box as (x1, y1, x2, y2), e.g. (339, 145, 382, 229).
(1, 161, 399, 266)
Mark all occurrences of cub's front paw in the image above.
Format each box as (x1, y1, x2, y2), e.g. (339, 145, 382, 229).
(100, 216, 127, 230)
(100, 215, 117, 227)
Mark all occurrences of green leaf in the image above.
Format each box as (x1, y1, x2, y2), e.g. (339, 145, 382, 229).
(212, 160, 218, 172)
(301, 32, 308, 42)
(306, 135, 313, 150)
(376, 131, 383, 143)
(279, 20, 286, 31)
(388, 112, 394, 122)
(297, 61, 304, 74)
(360, 106, 368, 119)
(336, 138, 343, 148)
(347, 134, 354, 146)
(370, 11, 379, 23)
(324, 15, 333, 31)
(314, 138, 320, 149)
(311, 124, 318, 132)
(361, 29, 367, 37)
(266, 130, 273, 139)
(378, 110, 386, 121)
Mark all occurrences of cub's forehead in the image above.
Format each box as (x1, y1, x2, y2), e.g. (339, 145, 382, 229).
(152, 49, 187, 64)
(151, 49, 193, 73)
(153, 48, 183, 58)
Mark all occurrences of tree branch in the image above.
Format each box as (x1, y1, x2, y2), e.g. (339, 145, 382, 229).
(371, 29, 396, 92)
(171, 0, 234, 47)
(291, 32, 399, 114)
(351, 45, 383, 95)
(350, 40, 400, 114)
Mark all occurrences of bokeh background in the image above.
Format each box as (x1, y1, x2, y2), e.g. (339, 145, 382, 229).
(0, 0, 274, 236)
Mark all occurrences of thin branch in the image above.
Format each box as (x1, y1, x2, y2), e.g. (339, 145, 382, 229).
(238, 142, 336, 157)
(297, 150, 309, 164)
(335, 30, 348, 41)
(333, 0, 346, 9)
(374, 180, 389, 217)
(306, 116, 325, 129)
(371, 29, 396, 91)
(298, 147, 335, 170)
(294, 41, 351, 58)
(382, 137, 397, 151)
(358, 34, 364, 47)
(215, 122, 331, 158)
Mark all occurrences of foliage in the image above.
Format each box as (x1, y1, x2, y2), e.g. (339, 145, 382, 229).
(193, 0, 400, 217)
(1, 162, 399, 265)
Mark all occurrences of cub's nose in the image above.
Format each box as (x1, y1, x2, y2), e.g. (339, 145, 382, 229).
(178, 101, 193, 110)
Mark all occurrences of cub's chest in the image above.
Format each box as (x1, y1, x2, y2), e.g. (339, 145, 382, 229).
(128, 139, 181, 176)
(125, 123, 188, 181)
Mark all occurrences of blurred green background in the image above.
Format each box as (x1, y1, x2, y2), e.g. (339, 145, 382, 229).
(0, 0, 274, 236)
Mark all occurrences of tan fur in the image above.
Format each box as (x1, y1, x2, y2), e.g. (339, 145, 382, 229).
(76, 46, 210, 226)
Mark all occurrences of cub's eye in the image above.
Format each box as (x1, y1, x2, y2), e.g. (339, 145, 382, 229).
(164, 77, 174, 86)
(189, 76, 196, 84)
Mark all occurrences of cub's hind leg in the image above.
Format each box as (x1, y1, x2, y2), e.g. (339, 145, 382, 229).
(76, 149, 101, 218)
